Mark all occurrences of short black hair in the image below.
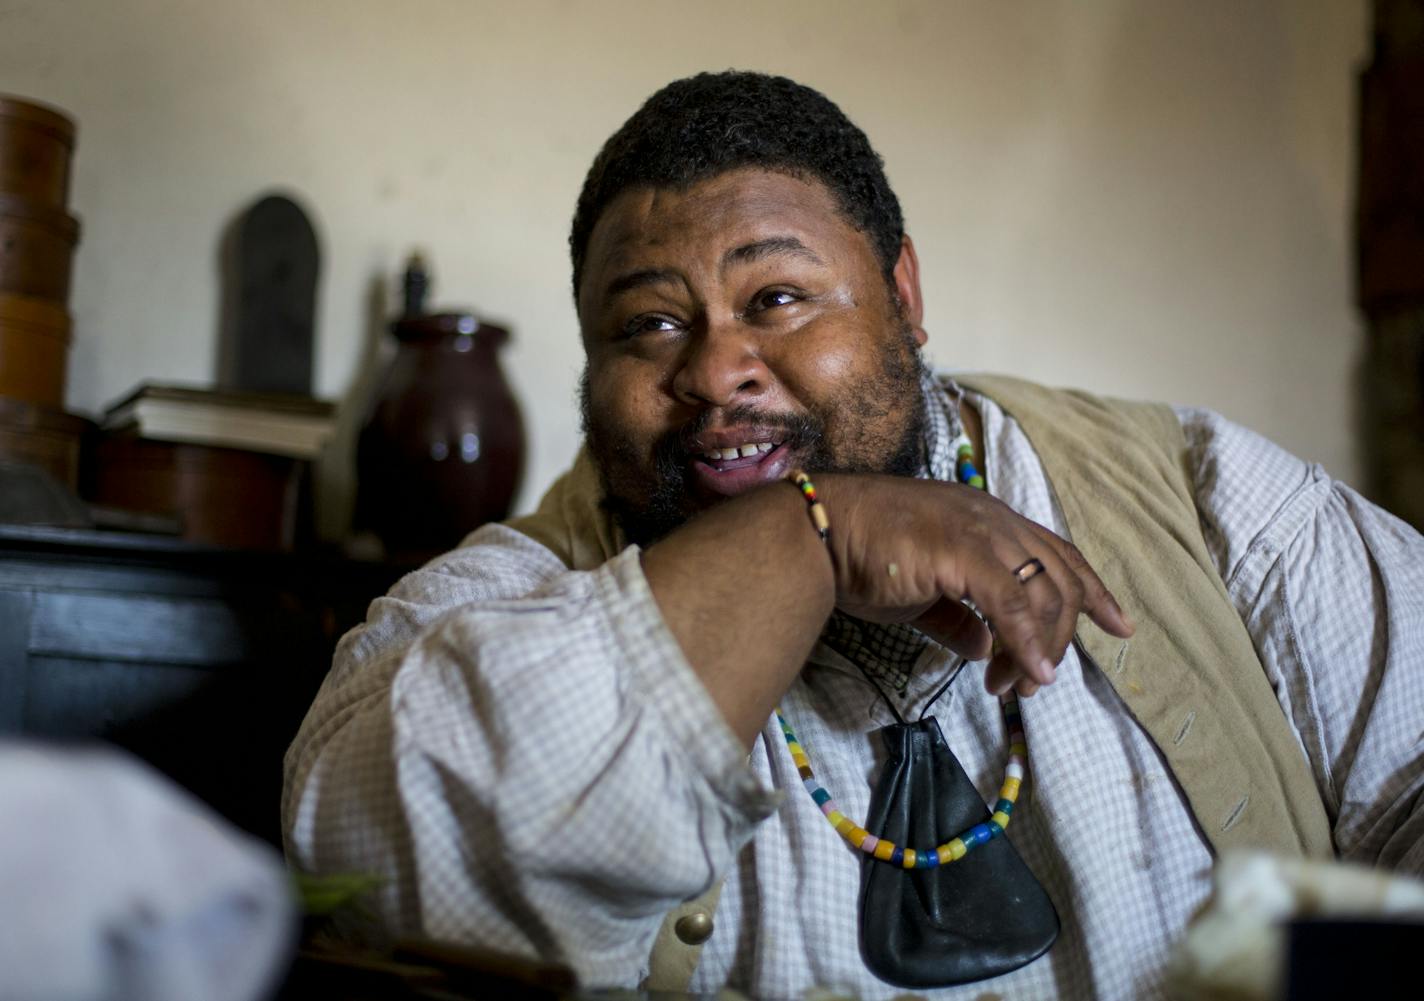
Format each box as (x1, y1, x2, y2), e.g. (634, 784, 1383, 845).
(569, 70, 904, 298)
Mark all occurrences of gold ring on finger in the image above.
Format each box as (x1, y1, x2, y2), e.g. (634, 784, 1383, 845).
(1012, 557, 1047, 584)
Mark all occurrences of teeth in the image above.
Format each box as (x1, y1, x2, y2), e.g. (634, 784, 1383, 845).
(700, 441, 782, 462)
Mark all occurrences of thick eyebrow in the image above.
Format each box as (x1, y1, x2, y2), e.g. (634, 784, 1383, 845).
(600, 236, 826, 303)
(602, 267, 680, 302)
(721, 236, 826, 271)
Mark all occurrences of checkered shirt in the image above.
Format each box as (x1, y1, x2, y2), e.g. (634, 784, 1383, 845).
(283, 374, 1424, 1000)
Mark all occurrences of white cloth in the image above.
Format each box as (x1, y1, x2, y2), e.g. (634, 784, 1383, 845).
(0, 744, 296, 1001)
(1165, 850, 1424, 1001)
(283, 383, 1424, 1000)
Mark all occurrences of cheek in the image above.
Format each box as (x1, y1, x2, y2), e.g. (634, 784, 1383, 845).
(775, 323, 882, 400)
(588, 358, 674, 445)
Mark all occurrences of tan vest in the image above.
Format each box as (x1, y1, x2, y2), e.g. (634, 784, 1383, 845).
(505, 375, 1335, 989)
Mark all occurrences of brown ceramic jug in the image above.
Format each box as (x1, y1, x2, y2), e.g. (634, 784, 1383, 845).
(355, 312, 525, 557)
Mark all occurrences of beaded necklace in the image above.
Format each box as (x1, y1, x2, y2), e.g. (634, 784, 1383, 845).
(777, 433, 1029, 870)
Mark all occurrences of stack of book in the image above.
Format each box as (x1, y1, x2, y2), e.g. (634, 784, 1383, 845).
(92, 383, 336, 550)
(101, 383, 335, 459)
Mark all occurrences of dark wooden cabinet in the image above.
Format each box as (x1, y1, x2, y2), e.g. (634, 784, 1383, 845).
(0, 525, 405, 845)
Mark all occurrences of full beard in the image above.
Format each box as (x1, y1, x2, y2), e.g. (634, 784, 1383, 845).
(581, 325, 929, 549)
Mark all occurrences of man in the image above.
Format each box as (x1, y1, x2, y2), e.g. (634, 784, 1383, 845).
(284, 72, 1424, 999)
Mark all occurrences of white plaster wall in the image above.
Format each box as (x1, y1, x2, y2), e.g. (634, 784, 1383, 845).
(0, 0, 1369, 529)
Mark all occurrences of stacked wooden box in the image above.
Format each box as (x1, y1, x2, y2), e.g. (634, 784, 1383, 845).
(0, 95, 90, 486)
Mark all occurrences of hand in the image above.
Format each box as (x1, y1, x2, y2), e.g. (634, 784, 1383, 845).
(822, 474, 1134, 696)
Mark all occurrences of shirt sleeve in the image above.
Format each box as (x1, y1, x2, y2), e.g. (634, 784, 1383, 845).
(281, 524, 778, 986)
(1178, 407, 1424, 874)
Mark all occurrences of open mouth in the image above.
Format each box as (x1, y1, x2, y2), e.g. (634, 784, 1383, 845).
(697, 440, 780, 470)
(689, 439, 793, 496)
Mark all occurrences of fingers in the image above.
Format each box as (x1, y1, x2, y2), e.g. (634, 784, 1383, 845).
(1029, 526, 1135, 639)
(1015, 677, 1041, 698)
(964, 538, 1086, 694)
(974, 525, 1140, 695)
(912, 596, 993, 661)
(915, 590, 1057, 698)
(830, 478, 1133, 698)
(984, 649, 1043, 698)
(1025, 547, 1086, 681)
(975, 525, 1136, 693)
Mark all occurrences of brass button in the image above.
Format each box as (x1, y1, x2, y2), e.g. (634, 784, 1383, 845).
(674, 910, 714, 945)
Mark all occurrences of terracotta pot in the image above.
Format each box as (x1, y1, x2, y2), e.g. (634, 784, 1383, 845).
(0, 394, 91, 488)
(0, 194, 80, 301)
(0, 96, 76, 208)
(356, 312, 526, 556)
(0, 292, 70, 406)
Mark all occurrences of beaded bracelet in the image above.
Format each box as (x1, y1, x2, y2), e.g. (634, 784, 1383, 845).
(791, 470, 830, 542)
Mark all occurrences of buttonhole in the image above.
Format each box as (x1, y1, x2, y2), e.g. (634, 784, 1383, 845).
(1221, 795, 1249, 833)
(1173, 711, 1197, 746)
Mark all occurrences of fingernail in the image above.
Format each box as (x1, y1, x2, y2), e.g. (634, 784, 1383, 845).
(1039, 657, 1057, 682)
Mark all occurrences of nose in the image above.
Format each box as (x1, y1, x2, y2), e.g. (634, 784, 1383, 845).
(670, 321, 769, 408)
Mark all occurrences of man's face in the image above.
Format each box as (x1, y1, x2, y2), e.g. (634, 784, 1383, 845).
(577, 168, 927, 546)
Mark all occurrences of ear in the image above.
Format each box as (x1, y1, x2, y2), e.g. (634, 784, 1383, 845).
(891, 235, 927, 346)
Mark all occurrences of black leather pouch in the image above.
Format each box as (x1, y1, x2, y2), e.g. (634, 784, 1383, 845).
(858, 717, 1059, 988)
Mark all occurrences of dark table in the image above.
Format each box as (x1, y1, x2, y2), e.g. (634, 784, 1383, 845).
(0, 524, 408, 844)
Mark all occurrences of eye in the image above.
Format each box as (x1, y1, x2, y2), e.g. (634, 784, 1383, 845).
(620, 313, 682, 338)
(747, 288, 802, 313)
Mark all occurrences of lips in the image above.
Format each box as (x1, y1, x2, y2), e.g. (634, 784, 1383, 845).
(689, 440, 794, 496)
